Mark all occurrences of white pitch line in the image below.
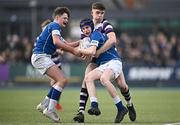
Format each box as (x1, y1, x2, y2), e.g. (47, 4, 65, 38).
(164, 122, 180, 125)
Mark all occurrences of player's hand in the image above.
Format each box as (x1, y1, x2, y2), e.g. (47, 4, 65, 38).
(73, 48, 82, 57)
(56, 49, 64, 55)
(81, 54, 92, 62)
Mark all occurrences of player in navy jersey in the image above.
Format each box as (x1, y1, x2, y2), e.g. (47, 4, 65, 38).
(40, 19, 63, 78)
(38, 19, 63, 111)
(31, 7, 80, 122)
(73, 2, 136, 123)
(78, 18, 128, 123)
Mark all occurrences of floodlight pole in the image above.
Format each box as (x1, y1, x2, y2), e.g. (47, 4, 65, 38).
(29, 0, 37, 41)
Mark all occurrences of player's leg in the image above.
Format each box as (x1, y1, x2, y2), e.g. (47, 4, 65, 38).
(36, 76, 62, 112)
(36, 82, 54, 113)
(50, 79, 63, 111)
(31, 54, 57, 113)
(99, 68, 127, 123)
(31, 54, 63, 122)
(116, 72, 136, 121)
(50, 71, 63, 111)
(49, 65, 63, 111)
(84, 69, 102, 116)
(43, 65, 67, 122)
(79, 63, 97, 113)
(73, 63, 97, 123)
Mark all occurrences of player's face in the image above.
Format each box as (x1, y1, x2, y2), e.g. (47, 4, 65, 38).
(91, 9, 105, 23)
(57, 13, 69, 27)
(81, 26, 92, 37)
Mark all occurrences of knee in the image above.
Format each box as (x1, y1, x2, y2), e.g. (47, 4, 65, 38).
(120, 83, 128, 92)
(116, 79, 128, 92)
(56, 77, 68, 86)
(62, 77, 68, 85)
(84, 75, 92, 85)
(100, 76, 109, 86)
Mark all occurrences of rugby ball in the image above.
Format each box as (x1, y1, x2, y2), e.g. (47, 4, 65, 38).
(79, 37, 91, 49)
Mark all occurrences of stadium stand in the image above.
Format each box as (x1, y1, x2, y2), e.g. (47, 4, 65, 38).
(0, 0, 180, 86)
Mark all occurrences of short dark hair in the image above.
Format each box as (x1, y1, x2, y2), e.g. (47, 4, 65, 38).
(92, 2, 106, 10)
(52, 7, 70, 19)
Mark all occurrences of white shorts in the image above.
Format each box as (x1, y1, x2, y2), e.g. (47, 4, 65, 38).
(31, 54, 55, 75)
(95, 59, 122, 79)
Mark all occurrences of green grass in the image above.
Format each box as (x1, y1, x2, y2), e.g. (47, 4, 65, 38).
(0, 87, 180, 125)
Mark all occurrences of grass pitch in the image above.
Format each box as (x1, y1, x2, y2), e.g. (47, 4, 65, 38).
(0, 87, 180, 125)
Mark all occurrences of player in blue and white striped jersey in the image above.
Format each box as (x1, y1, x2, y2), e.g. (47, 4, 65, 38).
(31, 7, 80, 123)
(73, 2, 136, 123)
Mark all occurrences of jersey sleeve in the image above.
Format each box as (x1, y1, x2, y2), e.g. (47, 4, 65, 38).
(49, 22, 61, 36)
(102, 20, 114, 34)
(90, 31, 101, 46)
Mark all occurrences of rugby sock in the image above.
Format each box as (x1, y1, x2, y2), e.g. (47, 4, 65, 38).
(41, 85, 55, 107)
(90, 97, 98, 108)
(41, 96, 50, 107)
(48, 99, 57, 111)
(46, 85, 62, 111)
(48, 85, 62, 111)
(79, 88, 89, 114)
(55, 90, 62, 111)
(113, 96, 124, 111)
(121, 89, 132, 106)
(47, 86, 54, 98)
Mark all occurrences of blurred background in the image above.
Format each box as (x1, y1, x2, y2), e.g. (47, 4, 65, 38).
(0, 0, 180, 88)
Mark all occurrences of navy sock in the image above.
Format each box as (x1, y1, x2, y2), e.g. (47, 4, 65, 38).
(91, 101, 98, 108)
(116, 101, 124, 111)
(47, 87, 53, 98)
(51, 88, 61, 101)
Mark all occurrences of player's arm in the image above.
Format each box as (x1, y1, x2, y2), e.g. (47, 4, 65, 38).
(79, 45, 97, 56)
(52, 35, 79, 56)
(64, 40, 80, 47)
(95, 32, 116, 57)
(79, 33, 99, 56)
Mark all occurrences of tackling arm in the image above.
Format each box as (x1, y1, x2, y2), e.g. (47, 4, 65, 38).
(95, 32, 116, 57)
(52, 35, 79, 56)
(79, 45, 97, 56)
(65, 40, 80, 47)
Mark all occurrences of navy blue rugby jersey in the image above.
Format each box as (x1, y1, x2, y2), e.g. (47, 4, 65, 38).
(89, 30, 121, 65)
(33, 21, 64, 55)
